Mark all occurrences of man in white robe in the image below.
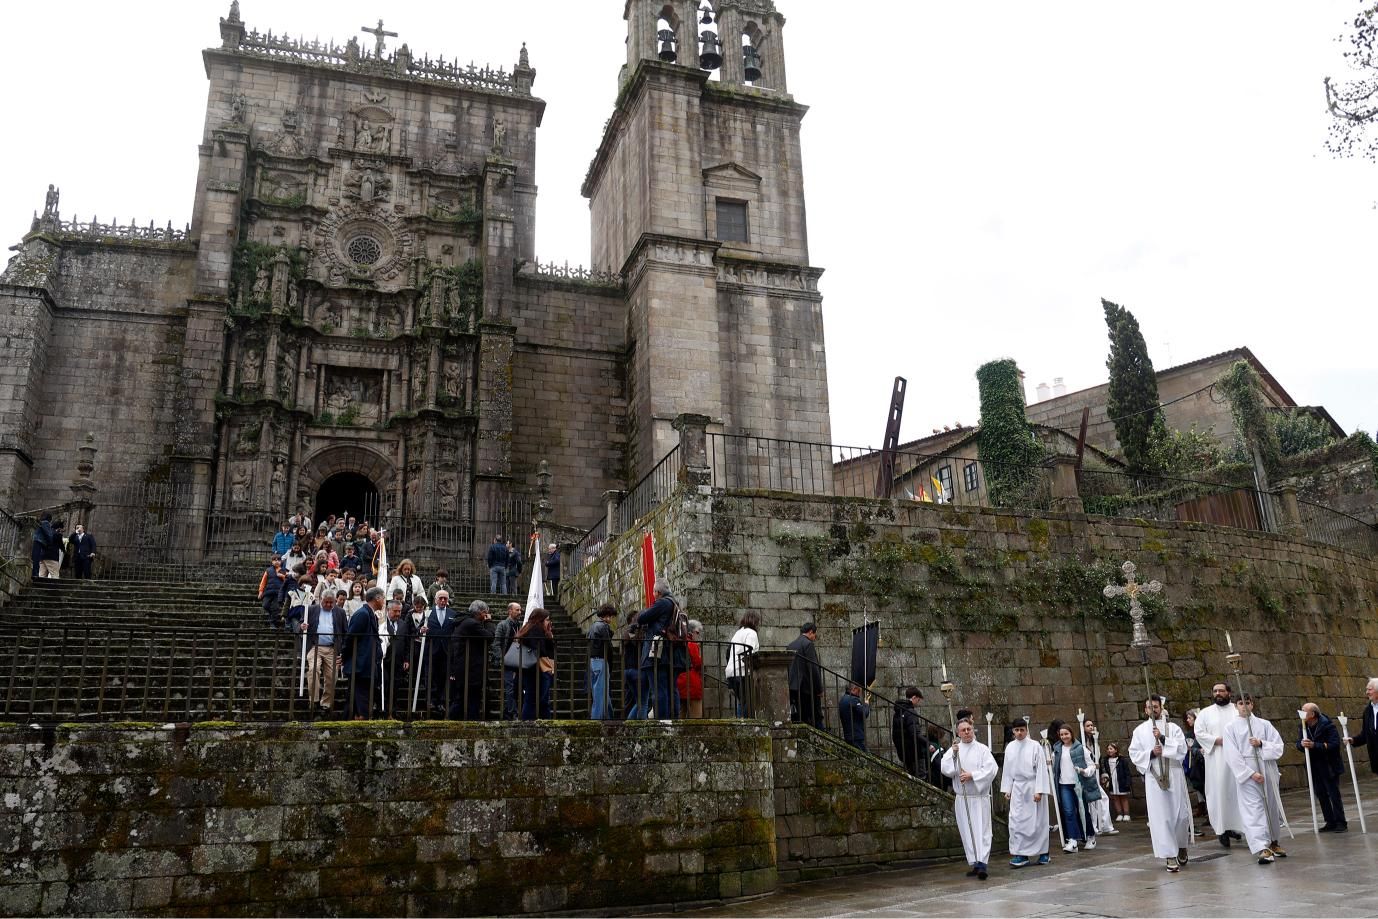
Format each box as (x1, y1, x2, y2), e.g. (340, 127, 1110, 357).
(940, 717, 999, 879)
(1128, 696, 1193, 872)
(1081, 716, 1118, 835)
(1001, 720, 1051, 867)
(1193, 681, 1246, 847)
(1222, 695, 1287, 864)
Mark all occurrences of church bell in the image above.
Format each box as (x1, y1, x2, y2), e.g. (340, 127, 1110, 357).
(743, 44, 762, 82)
(699, 30, 723, 70)
(657, 29, 678, 62)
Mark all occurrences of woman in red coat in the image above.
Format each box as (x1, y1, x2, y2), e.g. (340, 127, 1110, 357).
(676, 620, 705, 718)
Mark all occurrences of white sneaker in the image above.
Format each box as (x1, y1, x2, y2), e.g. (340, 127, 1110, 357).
(1102, 826, 1119, 835)
(1085, 837, 1097, 850)
(1063, 840, 1078, 853)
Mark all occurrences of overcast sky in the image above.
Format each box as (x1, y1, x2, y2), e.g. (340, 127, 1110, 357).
(4, 1, 1374, 449)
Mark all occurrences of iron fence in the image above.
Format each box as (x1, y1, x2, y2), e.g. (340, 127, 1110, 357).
(569, 514, 608, 578)
(1078, 470, 1282, 532)
(0, 623, 756, 725)
(614, 445, 680, 533)
(1294, 499, 1378, 556)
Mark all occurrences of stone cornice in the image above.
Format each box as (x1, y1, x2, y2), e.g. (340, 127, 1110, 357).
(621, 234, 722, 291)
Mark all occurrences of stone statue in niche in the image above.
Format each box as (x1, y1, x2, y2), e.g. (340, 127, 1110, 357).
(324, 370, 382, 425)
(491, 117, 507, 156)
(373, 305, 400, 336)
(270, 458, 286, 509)
(438, 474, 457, 516)
(230, 464, 251, 507)
(354, 117, 392, 154)
(240, 349, 262, 387)
(277, 347, 297, 402)
(345, 167, 391, 203)
(410, 368, 428, 407)
(252, 267, 270, 302)
(230, 93, 247, 125)
(443, 360, 463, 401)
(316, 300, 343, 331)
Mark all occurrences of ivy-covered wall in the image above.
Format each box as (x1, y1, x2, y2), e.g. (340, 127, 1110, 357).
(567, 487, 1378, 784)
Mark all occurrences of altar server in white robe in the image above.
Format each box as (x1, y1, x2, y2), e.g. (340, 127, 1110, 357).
(941, 717, 999, 879)
(1222, 695, 1288, 864)
(1192, 681, 1246, 847)
(1081, 716, 1117, 835)
(1001, 719, 1051, 868)
(1129, 696, 1193, 872)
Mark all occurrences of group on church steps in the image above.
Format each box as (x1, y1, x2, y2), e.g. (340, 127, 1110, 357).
(939, 681, 1378, 879)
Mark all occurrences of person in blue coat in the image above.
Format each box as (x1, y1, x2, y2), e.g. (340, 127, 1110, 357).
(343, 587, 384, 719)
(839, 683, 871, 751)
(272, 522, 295, 556)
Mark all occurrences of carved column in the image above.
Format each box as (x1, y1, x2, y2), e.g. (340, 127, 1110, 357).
(270, 253, 291, 313)
(603, 489, 625, 537)
(67, 434, 98, 528)
(263, 326, 280, 400)
(748, 650, 793, 724)
(535, 460, 554, 543)
(1046, 455, 1084, 514)
(427, 339, 441, 411)
(717, 7, 744, 84)
(673, 412, 712, 488)
(224, 335, 240, 396)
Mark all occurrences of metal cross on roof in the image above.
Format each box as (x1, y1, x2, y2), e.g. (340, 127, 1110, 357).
(1103, 560, 1162, 651)
(361, 19, 398, 58)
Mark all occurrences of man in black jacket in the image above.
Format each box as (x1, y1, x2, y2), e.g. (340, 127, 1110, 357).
(425, 590, 461, 713)
(1298, 702, 1348, 831)
(449, 600, 493, 720)
(786, 622, 823, 729)
(30, 514, 53, 579)
(486, 534, 508, 594)
(892, 687, 931, 781)
(300, 592, 349, 712)
(70, 523, 97, 579)
(1344, 678, 1378, 775)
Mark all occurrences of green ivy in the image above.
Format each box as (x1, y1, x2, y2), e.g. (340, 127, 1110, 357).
(975, 359, 1045, 506)
(1217, 360, 1280, 469)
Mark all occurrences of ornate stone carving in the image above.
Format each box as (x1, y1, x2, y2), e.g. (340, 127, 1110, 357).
(323, 368, 382, 425)
(716, 260, 823, 293)
(270, 457, 286, 509)
(438, 473, 458, 516)
(230, 463, 252, 508)
(240, 347, 262, 386)
(313, 202, 416, 288)
(344, 165, 391, 203)
(491, 117, 507, 157)
(260, 170, 306, 204)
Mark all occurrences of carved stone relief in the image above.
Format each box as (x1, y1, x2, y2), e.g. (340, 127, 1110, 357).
(323, 368, 383, 425)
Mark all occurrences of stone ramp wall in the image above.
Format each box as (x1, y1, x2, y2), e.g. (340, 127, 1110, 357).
(772, 726, 988, 883)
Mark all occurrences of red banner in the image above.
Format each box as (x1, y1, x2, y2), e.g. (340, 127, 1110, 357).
(640, 532, 656, 608)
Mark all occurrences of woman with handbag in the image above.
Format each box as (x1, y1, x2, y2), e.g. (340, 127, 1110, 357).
(508, 608, 555, 720)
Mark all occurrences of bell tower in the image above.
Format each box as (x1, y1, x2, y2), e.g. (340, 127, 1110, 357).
(585, 0, 830, 479)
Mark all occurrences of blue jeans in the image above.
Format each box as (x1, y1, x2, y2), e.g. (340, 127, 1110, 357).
(639, 663, 679, 719)
(489, 566, 506, 593)
(623, 668, 642, 719)
(1058, 784, 1092, 842)
(589, 658, 610, 720)
(502, 667, 519, 720)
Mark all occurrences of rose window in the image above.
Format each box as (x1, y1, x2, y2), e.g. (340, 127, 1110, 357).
(346, 235, 383, 266)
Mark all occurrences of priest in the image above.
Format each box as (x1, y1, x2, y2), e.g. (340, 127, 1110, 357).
(1222, 694, 1288, 864)
(1128, 696, 1192, 873)
(1192, 681, 1246, 847)
(1000, 719, 1051, 868)
(940, 717, 999, 880)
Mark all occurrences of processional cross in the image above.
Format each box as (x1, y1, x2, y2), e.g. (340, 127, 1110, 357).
(361, 19, 397, 58)
(1104, 560, 1170, 790)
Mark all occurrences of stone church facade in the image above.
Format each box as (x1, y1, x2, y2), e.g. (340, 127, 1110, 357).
(0, 0, 829, 567)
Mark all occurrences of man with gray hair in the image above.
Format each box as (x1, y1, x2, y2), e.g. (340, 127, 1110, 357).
(343, 586, 385, 719)
(1343, 677, 1378, 775)
(300, 589, 348, 713)
(424, 589, 459, 714)
(635, 578, 683, 719)
(449, 600, 493, 720)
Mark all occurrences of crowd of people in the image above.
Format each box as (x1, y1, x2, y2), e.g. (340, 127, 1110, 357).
(256, 512, 757, 723)
(935, 680, 1378, 880)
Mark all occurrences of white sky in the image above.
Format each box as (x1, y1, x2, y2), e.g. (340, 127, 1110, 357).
(4, 1, 1374, 450)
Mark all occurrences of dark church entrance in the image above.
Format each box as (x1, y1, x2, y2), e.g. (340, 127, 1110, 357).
(315, 472, 381, 527)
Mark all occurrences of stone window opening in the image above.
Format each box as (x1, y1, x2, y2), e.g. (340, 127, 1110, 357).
(346, 235, 383, 266)
(963, 461, 979, 494)
(715, 199, 748, 243)
(741, 23, 766, 87)
(656, 8, 680, 63)
(936, 465, 954, 502)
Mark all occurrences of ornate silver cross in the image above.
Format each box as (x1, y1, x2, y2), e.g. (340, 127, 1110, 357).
(1103, 560, 1162, 651)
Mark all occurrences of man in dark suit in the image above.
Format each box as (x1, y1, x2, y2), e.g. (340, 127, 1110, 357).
(343, 587, 384, 719)
(786, 622, 824, 729)
(1344, 678, 1378, 775)
(380, 598, 407, 717)
(71, 524, 97, 580)
(449, 600, 494, 720)
(300, 591, 349, 712)
(892, 687, 931, 781)
(425, 589, 460, 714)
(1298, 702, 1348, 831)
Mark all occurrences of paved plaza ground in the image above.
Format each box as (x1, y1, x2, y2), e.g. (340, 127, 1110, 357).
(668, 779, 1378, 918)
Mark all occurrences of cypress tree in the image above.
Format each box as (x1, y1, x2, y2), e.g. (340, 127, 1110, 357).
(1102, 299, 1162, 472)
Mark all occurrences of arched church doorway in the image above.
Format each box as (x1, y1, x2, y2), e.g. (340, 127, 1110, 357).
(315, 472, 381, 527)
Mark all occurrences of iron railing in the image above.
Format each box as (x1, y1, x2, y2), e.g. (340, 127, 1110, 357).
(615, 445, 680, 533)
(569, 514, 608, 578)
(0, 623, 755, 725)
(1294, 498, 1378, 556)
(1078, 470, 1281, 532)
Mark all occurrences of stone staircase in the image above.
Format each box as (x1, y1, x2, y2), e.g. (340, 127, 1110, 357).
(0, 576, 596, 722)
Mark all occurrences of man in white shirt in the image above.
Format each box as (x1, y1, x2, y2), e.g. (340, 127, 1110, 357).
(940, 718, 999, 880)
(1193, 681, 1246, 848)
(1001, 719, 1050, 867)
(1222, 695, 1287, 864)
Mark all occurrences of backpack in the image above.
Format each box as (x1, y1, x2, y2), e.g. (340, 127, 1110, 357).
(663, 598, 690, 642)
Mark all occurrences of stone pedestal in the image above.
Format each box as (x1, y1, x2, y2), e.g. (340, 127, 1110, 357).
(748, 649, 795, 725)
(1046, 454, 1084, 514)
(1279, 485, 1306, 539)
(673, 412, 712, 488)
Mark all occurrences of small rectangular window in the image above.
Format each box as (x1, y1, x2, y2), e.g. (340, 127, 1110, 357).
(937, 465, 953, 502)
(716, 199, 749, 242)
(964, 462, 980, 493)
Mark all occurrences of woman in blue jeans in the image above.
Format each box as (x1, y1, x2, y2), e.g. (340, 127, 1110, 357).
(1051, 724, 1102, 853)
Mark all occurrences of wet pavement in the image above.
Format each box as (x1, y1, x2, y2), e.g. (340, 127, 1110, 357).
(665, 779, 1378, 918)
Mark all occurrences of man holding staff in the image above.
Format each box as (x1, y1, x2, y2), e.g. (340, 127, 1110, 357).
(940, 717, 999, 880)
(1129, 696, 1192, 872)
(1342, 677, 1378, 775)
(1223, 694, 1287, 864)
(1298, 702, 1347, 833)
